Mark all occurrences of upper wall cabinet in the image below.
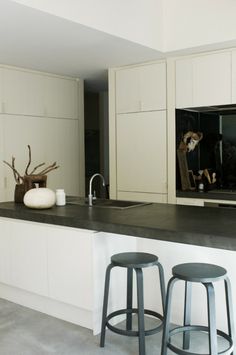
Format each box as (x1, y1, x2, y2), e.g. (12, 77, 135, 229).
(231, 50, 236, 103)
(176, 52, 231, 108)
(1, 68, 78, 119)
(2, 68, 45, 116)
(44, 76, 78, 119)
(0, 68, 3, 114)
(116, 62, 166, 113)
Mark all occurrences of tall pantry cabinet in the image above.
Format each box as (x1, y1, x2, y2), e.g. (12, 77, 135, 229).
(0, 65, 84, 202)
(109, 61, 168, 203)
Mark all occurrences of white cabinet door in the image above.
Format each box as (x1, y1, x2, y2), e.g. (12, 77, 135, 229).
(176, 52, 231, 108)
(3, 115, 46, 201)
(231, 50, 236, 103)
(117, 111, 167, 194)
(0, 67, 3, 113)
(48, 228, 94, 309)
(193, 52, 231, 107)
(175, 58, 193, 108)
(9, 221, 48, 296)
(0, 220, 11, 285)
(2, 68, 44, 116)
(0, 117, 5, 202)
(43, 118, 80, 195)
(44, 76, 78, 119)
(116, 62, 166, 113)
(139, 62, 166, 111)
(2, 115, 80, 200)
(116, 67, 140, 113)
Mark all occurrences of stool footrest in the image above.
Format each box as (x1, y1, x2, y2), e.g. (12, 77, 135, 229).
(167, 325, 233, 355)
(105, 308, 164, 337)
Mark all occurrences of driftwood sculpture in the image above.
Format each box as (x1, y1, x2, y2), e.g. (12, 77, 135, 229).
(3, 145, 59, 202)
(177, 131, 203, 191)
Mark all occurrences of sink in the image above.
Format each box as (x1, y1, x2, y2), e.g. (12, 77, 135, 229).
(67, 197, 151, 209)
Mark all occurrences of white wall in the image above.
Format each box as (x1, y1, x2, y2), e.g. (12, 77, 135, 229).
(12, 0, 164, 51)
(163, 0, 236, 51)
(12, 0, 236, 53)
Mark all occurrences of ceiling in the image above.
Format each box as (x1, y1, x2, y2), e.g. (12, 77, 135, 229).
(0, 0, 164, 91)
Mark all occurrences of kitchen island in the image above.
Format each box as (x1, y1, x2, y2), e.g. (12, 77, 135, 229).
(0, 201, 236, 333)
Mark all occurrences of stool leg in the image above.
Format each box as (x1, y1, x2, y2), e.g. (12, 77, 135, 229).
(161, 277, 177, 355)
(156, 262, 166, 313)
(224, 277, 235, 355)
(204, 282, 217, 355)
(126, 267, 133, 331)
(100, 263, 114, 348)
(183, 281, 192, 350)
(135, 268, 146, 355)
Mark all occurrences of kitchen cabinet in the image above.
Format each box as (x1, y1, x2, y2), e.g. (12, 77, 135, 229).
(0, 220, 48, 296)
(2, 115, 80, 201)
(0, 67, 3, 113)
(0, 117, 4, 202)
(1, 68, 78, 119)
(2, 68, 45, 116)
(44, 76, 78, 119)
(175, 58, 193, 108)
(176, 52, 231, 108)
(42, 118, 80, 195)
(116, 62, 166, 113)
(48, 229, 94, 309)
(0, 220, 11, 285)
(10, 222, 48, 296)
(231, 50, 236, 103)
(116, 111, 167, 194)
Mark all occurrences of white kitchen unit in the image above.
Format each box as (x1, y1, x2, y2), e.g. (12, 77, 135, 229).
(0, 218, 137, 335)
(0, 216, 235, 335)
(176, 51, 231, 108)
(116, 62, 166, 114)
(2, 68, 45, 116)
(0, 67, 3, 113)
(44, 75, 78, 119)
(0, 64, 84, 201)
(231, 50, 236, 103)
(116, 111, 167, 197)
(2, 115, 80, 200)
(0, 116, 4, 202)
(109, 61, 168, 202)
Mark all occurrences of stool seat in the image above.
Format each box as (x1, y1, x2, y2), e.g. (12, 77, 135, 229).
(172, 262, 227, 283)
(111, 252, 158, 268)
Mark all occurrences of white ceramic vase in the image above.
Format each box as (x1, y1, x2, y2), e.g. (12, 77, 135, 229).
(23, 188, 56, 209)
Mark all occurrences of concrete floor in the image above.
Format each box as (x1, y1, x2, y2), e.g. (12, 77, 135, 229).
(0, 298, 227, 355)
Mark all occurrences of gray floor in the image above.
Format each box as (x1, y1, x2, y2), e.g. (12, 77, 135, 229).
(0, 298, 227, 355)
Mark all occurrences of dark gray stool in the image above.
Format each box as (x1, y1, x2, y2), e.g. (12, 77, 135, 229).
(100, 252, 166, 355)
(161, 262, 235, 355)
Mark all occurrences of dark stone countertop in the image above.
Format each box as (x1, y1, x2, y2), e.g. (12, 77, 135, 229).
(0, 201, 236, 251)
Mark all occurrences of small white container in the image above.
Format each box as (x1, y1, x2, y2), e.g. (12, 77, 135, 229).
(56, 189, 66, 206)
